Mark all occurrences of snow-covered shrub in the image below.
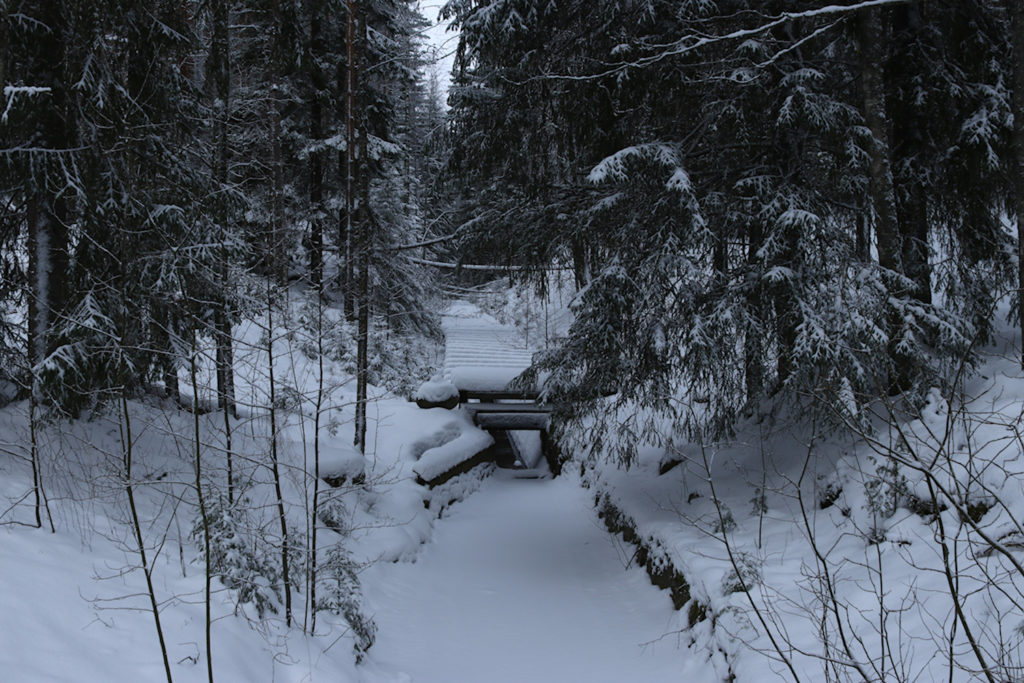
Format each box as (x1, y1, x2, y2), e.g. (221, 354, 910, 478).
(317, 493, 351, 534)
(293, 303, 357, 372)
(192, 500, 282, 618)
(721, 552, 762, 594)
(315, 546, 376, 661)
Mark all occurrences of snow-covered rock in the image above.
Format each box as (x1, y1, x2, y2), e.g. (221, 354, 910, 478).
(320, 440, 366, 486)
(413, 375, 460, 409)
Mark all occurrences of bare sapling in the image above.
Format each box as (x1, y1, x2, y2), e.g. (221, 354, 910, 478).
(265, 277, 292, 626)
(189, 335, 215, 683)
(118, 394, 173, 683)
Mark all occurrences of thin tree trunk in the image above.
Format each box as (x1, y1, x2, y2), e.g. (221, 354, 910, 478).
(1011, 0, 1024, 368)
(309, 0, 325, 289)
(744, 222, 763, 405)
(189, 340, 214, 683)
(26, 196, 46, 530)
(266, 287, 292, 626)
(271, 95, 284, 283)
(309, 286, 324, 632)
(28, 392, 54, 532)
(355, 243, 369, 452)
(210, 0, 236, 502)
(121, 395, 174, 683)
(354, 126, 370, 453)
(344, 0, 358, 322)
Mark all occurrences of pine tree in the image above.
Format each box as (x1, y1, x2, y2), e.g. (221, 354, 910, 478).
(446, 0, 1013, 456)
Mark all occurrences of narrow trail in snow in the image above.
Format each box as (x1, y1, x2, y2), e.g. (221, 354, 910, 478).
(360, 302, 684, 681)
(441, 301, 535, 392)
(362, 475, 685, 683)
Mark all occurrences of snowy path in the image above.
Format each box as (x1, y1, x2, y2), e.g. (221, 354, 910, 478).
(361, 475, 685, 683)
(441, 302, 535, 391)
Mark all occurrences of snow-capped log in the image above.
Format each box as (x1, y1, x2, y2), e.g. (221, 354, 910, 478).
(413, 425, 495, 488)
(412, 376, 460, 410)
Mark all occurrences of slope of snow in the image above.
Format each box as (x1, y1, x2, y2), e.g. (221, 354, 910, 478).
(412, 419, 494, 484)
(580, 329, 1024, 682)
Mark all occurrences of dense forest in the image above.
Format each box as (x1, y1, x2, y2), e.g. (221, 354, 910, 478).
(3, 0, 1023, 453)
(0, 0, 448, 431)
(5, 1, 1024, 681)
(443, 0, 1024, 460)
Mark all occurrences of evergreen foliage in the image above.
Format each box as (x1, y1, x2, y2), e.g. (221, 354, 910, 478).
(447, 0, 1017, 458)
(193, 498, 284, 618)
(315, 545, 376, 660)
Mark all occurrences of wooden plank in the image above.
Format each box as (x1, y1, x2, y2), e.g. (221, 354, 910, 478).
(475, 412, 550, 430)
(463, 402, 550, 414)
(460, 389, 541, 402)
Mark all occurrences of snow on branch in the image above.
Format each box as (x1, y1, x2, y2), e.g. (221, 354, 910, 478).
(587, 143, 680, 184)
(2, 86, 51, 125)
(588, 143, 693, 193)
(534, 0, 915, 82)
(407, 257, 573, 272)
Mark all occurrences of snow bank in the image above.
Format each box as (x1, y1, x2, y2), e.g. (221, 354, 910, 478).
(413, 376, 459, 403)
(413, 424, 495, 486)
(580, 341, 1024, 683)
(319, 442, 366, 485)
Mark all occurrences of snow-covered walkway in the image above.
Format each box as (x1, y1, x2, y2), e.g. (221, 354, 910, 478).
(441, 301, 535, 392)
(361, 475, 685, 683)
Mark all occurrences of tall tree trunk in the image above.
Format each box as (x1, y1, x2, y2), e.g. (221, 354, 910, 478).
(210, 0, 236, 502)
(856, 8, 900, 274)
(271, 92, 285, 283)
(857, 8, 911, 391)
(0, 2, 8, 95)
(270, 0, 290, 285)
(26, 196, 69, 368)
(346, 0, 370, 452)
(309, 0, 324, 289)
(343, 0, 358, 321)
(354, 126, 370, 454)
(1012, 0, 1024, 368)
(745, 221, 763, 405)
(890, 4, 931, 305)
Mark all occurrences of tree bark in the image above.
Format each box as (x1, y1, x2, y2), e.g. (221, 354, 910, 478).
(745, 221, 763, 405)
(355, 117, 370, 454)
(343, 0, 358, 321)
(1012, 0, 1024, 367)
(856, 8, 900, 274)
(210, 0, 236, 504)
(308, 0, 325, 289)
(890, 3, 931, 305)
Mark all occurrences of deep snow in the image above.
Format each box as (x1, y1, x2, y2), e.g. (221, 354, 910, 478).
(361, 474, 687, 683)
(0, 297, 699, 682)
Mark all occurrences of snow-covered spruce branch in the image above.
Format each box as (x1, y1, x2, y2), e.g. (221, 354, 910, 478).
(527, 0, 915, 83)
(408, 257, 573, 272)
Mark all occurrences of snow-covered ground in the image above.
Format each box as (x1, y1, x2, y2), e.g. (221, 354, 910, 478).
(361, 474, 688, 683)
(10, 290, 1022, 682)
(442, 300, 535, 392)
(576, 323, 1024, 682)
(0, 295, 697, 682)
